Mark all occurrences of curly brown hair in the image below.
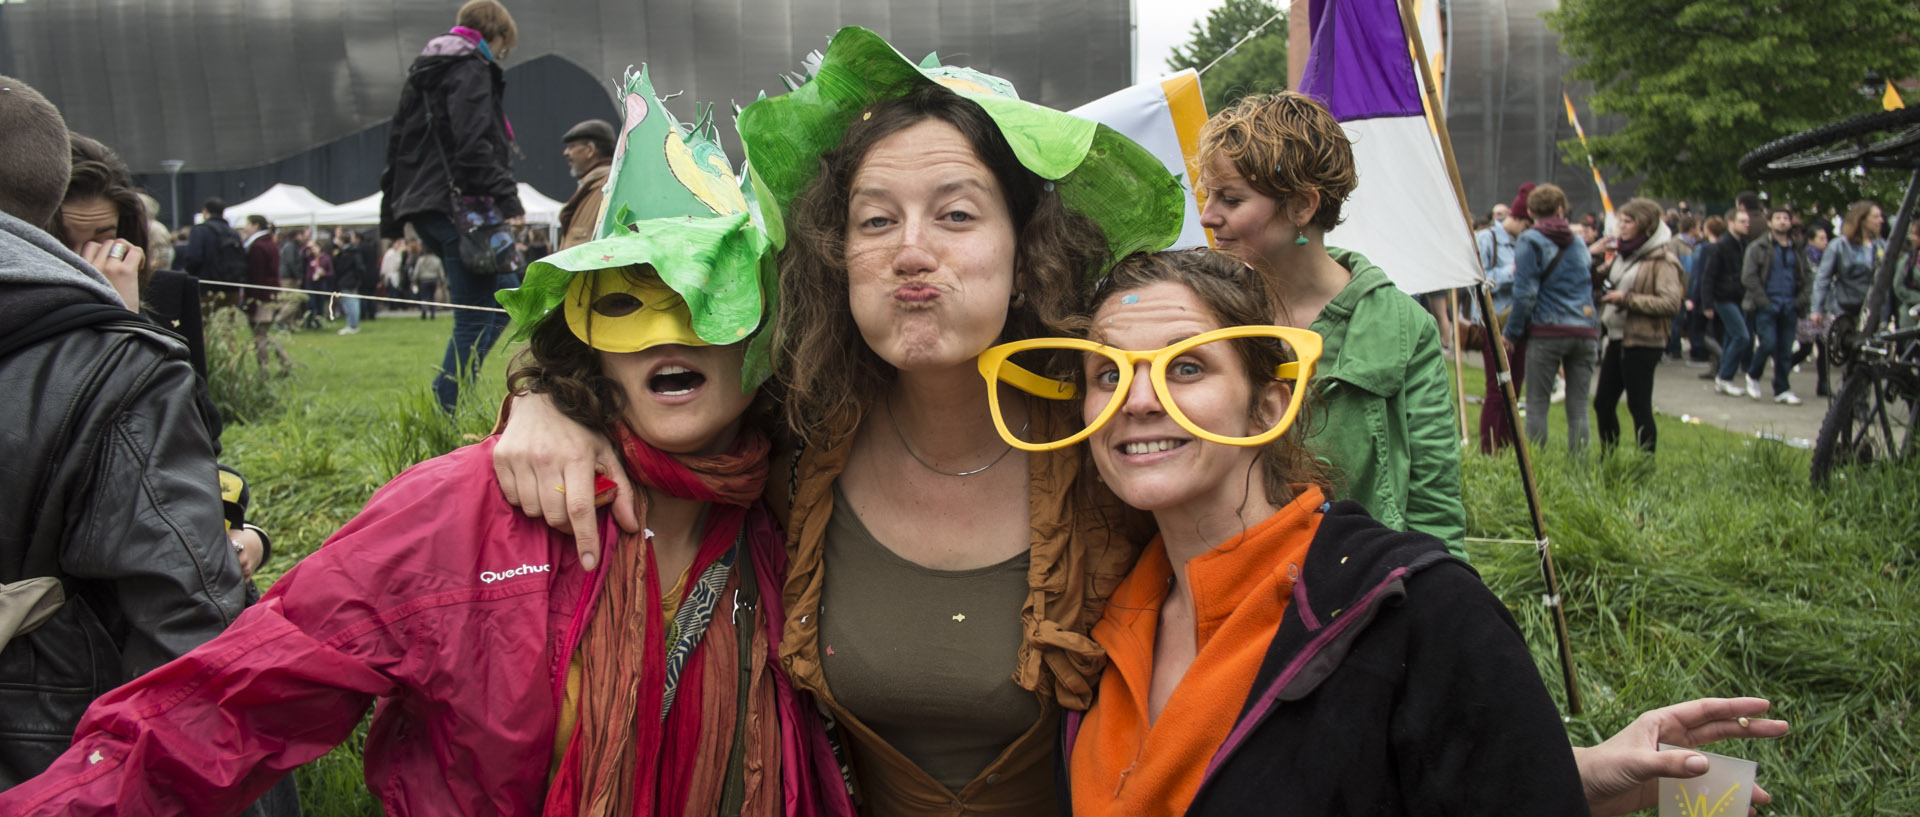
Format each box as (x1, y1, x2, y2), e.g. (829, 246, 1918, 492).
(1079, 249, 1332, 504)
(1197, 92, 1357, 232)
(506, 313, 628, 432)
(776, 83, 1110, 444)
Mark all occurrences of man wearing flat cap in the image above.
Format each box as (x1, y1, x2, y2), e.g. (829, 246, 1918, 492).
(557, 119, 614, 250)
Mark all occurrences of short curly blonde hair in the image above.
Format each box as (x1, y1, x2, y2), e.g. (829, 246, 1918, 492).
(1197, 92, 1358, 232)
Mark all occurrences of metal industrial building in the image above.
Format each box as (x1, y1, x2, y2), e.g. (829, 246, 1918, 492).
(0, 0, 1615, 228)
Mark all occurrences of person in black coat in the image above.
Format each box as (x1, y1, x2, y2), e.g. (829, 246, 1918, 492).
(379, 0, 523, 412)
(331, 229, 367, 335)
(1699, 209, 1755, 391)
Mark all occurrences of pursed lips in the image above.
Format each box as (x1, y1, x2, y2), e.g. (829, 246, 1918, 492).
(893, 282, 942, 305)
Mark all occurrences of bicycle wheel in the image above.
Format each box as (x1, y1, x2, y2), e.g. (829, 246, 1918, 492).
(1810, 367, 1916, 484)
(1740, 106, 1920, 181)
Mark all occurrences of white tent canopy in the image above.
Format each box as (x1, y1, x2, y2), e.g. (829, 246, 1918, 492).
(225, 183, 335, 226)
(311, 192, 382, 225)
(515, 183, 565, 225)
(290, 183, 567, 227)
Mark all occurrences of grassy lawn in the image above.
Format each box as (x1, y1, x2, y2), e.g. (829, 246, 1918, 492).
(212, 312, 1917, 816)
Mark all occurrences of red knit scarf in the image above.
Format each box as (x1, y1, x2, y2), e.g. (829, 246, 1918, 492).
(545, 422, 770, 817)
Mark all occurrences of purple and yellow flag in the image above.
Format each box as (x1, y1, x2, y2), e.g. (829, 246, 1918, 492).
(1299, 0, 1481, 294)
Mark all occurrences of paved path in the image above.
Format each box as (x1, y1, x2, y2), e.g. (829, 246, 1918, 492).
(1459, 348, 1830, 447)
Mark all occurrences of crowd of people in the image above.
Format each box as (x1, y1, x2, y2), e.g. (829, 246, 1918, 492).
(1465, 181, 1920, 454)
(1, 2, 1804, 816)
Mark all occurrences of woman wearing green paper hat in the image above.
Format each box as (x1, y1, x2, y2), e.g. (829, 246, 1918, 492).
(495, 26, 1185, 816)
(0, 80, 854, 817)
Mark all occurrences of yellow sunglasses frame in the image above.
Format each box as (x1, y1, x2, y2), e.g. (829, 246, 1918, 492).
(975, 324, 1324, 452)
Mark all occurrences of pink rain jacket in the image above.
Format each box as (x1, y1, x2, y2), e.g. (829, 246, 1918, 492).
(0, 439, 852, 816)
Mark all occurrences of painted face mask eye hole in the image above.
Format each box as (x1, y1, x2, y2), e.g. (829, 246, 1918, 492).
(592, 292, 644, 318)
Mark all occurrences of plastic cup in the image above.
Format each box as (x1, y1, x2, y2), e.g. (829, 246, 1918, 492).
(1658, 743, 1757, 817)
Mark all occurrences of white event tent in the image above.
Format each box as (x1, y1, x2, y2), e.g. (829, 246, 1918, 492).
(310, 192, 383, 226)
(224, 184, 336, 226)
(280, 183, 568, 227)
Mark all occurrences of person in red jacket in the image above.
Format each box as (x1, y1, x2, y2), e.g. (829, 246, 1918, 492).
(238, 214, 292, 370)
(1, 130, 853, 816)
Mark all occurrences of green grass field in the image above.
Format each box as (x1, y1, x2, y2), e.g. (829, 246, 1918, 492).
(212, 311, 1917, 816)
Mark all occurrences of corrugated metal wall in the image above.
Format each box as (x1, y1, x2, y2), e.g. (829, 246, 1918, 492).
(1444, 0, 1632, 220)
(0, 0, 1131, 224)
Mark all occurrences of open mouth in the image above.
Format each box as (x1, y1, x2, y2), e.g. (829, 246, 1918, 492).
(649, 364, 707, 396)
(1120, 439, 1188, 456)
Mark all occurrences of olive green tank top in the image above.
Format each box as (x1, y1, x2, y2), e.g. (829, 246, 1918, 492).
(818, 483, 1042, 792)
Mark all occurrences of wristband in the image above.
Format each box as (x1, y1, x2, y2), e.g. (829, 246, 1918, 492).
(242, 523, 274, 564)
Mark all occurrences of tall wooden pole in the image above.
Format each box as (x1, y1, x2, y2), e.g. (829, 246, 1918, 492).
(1288, 0, 1311, 88)
(1396, 0, 1583, 714)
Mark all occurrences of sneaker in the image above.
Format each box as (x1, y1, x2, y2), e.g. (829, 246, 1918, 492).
(1715, 378, 1741, 396)
(1744, 375, 1763, 399)
(1551, 376, 1567, 404)
(1774, 391, 1803, 406)
(337, 326, 359, 336)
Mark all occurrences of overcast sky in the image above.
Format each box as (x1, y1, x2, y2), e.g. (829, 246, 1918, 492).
(1135, 0, 1234, 85)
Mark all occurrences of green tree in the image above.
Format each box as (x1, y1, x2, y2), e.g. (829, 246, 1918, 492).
(1167, 0, 1289, 112)
(1548, 0, 1920, 204)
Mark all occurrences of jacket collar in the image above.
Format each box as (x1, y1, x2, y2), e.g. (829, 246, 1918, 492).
(1196, 501, 1464, 784)
(1313, 247, 1409, 397)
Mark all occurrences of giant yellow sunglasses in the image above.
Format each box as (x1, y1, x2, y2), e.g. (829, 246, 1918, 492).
(975, 325, 1323, 452)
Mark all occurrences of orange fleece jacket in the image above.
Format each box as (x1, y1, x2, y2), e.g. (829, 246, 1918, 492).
(1069, 487, 1323, 817)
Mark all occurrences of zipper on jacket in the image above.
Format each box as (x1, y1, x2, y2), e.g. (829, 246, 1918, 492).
(1191, 567, 1409, 802)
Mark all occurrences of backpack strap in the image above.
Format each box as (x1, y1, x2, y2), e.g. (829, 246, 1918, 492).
(1545, 241, 1575, 283)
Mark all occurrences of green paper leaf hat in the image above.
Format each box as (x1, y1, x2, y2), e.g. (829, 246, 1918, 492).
(497, 66, 778, 389)
(735, 26, 1185, 266)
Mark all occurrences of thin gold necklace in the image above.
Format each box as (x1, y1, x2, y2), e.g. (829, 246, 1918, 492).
(885, 395, 1027, 477)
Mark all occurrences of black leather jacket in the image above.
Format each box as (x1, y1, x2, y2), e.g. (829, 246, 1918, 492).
(378, 33, 522, 239)
(0, 215, 250, 788)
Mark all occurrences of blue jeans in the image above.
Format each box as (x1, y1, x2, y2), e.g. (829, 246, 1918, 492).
(1747, 302, 1796, 395)
(412, 211, 513, 413)
(1714, 301, 1752, 381)
(340, 296, 362, 330)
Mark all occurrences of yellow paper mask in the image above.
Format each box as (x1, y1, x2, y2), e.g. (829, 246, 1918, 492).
(563, 265, 709, 353)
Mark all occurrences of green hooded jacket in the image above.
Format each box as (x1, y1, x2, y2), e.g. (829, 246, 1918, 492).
(1305, 248, 1467, 556)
